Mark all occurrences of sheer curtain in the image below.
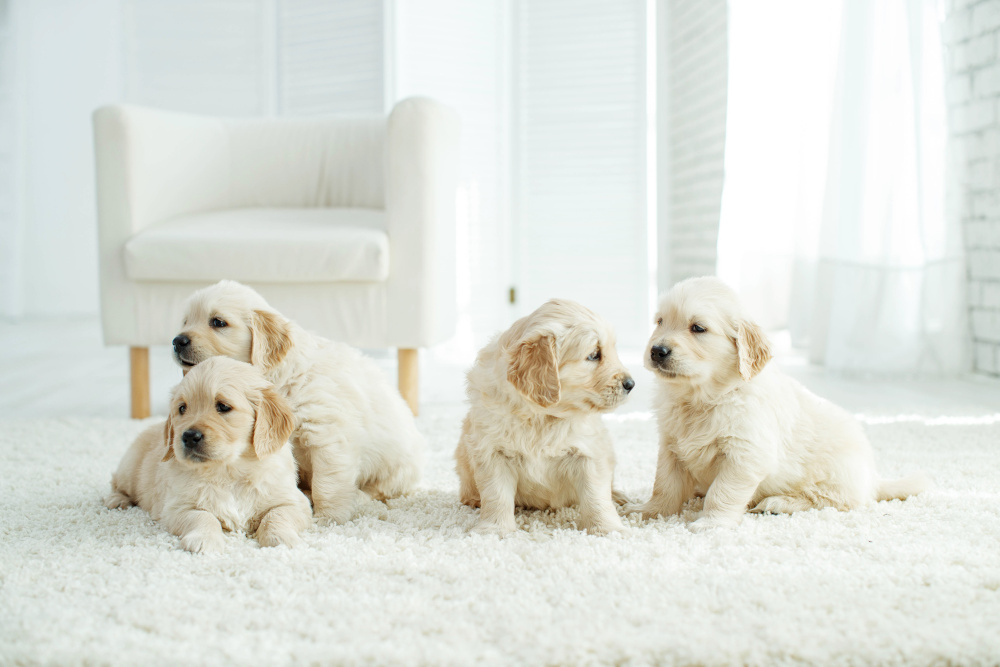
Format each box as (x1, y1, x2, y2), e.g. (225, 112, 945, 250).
(718, 0, 968, 375)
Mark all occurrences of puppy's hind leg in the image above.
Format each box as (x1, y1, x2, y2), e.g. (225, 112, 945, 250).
(104, 473, 134, 510)
(361, 454, 422, 502)
(308, 441, 361, 524)
(104, 490, 134, 510)
(749, 495, 815, 514)
(455, 432, 481, 508)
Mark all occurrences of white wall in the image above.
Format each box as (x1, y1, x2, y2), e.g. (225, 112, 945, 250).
(2, 0, 123, 318)
(393, 0, 510, 353)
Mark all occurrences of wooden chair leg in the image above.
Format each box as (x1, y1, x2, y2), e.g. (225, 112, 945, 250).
(130, 346, 151, 419)
(398, 348, 419, 417)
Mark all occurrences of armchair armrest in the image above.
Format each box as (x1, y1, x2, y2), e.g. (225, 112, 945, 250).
(93, 105, 232, 344)
(385, 97, 461, 347)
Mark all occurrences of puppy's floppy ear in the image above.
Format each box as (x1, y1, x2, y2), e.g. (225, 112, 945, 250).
(736, 319, 772, 381)
(250, 310, 291, 370)
(252, 385, 295, 459)
(161, 416, 175, 462)
(507, 333, 560, 407)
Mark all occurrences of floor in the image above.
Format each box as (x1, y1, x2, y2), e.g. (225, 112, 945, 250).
(3, 317, 1000, 665)
(2, 316, 1000, 421)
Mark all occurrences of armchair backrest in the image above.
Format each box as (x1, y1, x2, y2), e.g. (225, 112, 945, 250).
(228, 117, 385, 210)
(93, 106, 387, 237)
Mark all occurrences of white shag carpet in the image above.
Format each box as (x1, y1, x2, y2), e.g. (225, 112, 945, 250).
(2, 407, 999, 666)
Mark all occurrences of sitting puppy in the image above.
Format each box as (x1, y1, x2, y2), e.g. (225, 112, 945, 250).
(172, 280, 424, 523)
(455, 299, 635, 536)
(635, 276, 929, 531)
(105, 357, 311, 553)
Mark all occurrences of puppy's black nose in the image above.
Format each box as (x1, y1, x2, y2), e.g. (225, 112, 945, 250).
(622, 377, 635, 393)
(182, 429, 203, 448)
(651, 345, 671, 361)
(173, 334, 190, 351)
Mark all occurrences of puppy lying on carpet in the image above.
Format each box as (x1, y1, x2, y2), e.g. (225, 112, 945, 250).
(456, 299, 635, 536)
(634, 276, 929, 531)
(172, 280, 424, 523)
(105, 357, 311, 553)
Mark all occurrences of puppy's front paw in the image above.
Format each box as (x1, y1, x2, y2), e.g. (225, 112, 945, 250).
(623, 502, 653, 518)
(611, 489, 630, 506)
(257, 529, 304, 549)
(688, 514, 739, 533)
(471, 519, 517, 537)
(582, 515, 628, 536)
(313, 504, 355, 525)
(625, 502, 672, 521)
(180, 529, 226, 554)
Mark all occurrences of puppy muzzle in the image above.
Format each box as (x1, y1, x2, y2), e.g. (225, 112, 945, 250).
(646, 344, 683, 378)
(180, 429, 209, 462)
(648, 344, 672, 367)
(172, 334, 198, 368)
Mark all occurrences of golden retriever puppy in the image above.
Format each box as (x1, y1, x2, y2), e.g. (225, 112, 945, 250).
(634, 276, 929, 531)
(455, 299, 635, 536)
(172, 280, 424, 523)
(105, 357, 311, 553)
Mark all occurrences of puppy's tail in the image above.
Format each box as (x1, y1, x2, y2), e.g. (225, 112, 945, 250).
(876, 472, 932, 501)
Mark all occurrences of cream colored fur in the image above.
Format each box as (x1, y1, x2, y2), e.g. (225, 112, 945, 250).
(173, 281, 424, 523)
(634, 276, 930, 531)
(456, 299, 634, 536)
(104, 357, 311, 552)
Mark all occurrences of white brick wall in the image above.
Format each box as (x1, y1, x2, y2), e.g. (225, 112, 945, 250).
(945, 0, 1000, 377)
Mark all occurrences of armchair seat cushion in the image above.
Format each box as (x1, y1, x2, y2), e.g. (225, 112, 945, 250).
(124, 207, 390, 283)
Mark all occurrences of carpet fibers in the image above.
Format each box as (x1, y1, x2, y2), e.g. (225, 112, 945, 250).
(1, 408, 999, 666)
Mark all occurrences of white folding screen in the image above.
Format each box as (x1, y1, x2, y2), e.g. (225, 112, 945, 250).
(278, 0, 384, 116)
(124, 0, 271, 116)
(657, 0, 728, 290)
(0, 0, 20, 316)
(512, 0, 650, 348)
(123, 0, 385, 118)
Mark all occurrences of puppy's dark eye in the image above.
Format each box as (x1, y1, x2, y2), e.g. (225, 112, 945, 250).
(587, 349, 601, 362)
(210, 318, 227, 328)
(656, 318, 663, 326)
(178, 404, 186, 415)
(216, 402, 232, 414)
(691, 323, 707, 334)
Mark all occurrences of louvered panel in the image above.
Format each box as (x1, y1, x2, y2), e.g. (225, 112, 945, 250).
(278, 0, 383, 116)
(0, 0, 13, 217)
(0, 0, 17, 316)
(661, 0, 728, 287)
(514, 0, 649, 348)
(124, 0, 268, 116)
(393, 0, 508, 339)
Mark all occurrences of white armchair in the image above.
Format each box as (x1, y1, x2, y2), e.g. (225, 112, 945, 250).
(93, 97, 460, 418)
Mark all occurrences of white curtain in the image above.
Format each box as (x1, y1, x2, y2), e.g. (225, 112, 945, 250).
(718, 0, 968, 376)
